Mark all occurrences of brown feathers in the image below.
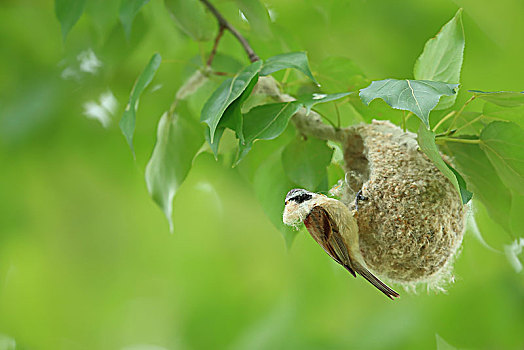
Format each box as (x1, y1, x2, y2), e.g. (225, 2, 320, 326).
(304, 206, 399, 300)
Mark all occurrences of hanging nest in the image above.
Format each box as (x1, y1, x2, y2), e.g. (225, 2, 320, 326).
(334, 120, 467, 291)
(252, 76, 467, 291)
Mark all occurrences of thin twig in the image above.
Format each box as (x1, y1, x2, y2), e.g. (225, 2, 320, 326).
(207, 25, 225, 66)
(433, 111, 456, 132)
(199, 0, 260, 62)
(445, 95, 476, 134)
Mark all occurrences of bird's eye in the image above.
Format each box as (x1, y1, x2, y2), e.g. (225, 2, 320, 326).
(285, 200, 289, 205)
(290, 193, 312, 203)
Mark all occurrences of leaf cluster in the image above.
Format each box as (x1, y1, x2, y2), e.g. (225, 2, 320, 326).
(54, 1, 524, 249)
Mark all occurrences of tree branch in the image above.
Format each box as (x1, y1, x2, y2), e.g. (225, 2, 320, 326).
(207, 25, 225, 66)
(253, 76, 350, 143)
(195, 3, 348, 144)
(199, 0, 260, 63)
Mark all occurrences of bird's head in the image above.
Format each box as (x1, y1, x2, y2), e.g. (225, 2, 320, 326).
(283, 188, 321, 227)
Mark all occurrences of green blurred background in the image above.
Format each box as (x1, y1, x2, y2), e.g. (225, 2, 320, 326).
(1, 0, 523, 349)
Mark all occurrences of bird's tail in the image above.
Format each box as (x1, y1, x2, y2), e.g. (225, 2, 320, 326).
(355, 264, 400, 300)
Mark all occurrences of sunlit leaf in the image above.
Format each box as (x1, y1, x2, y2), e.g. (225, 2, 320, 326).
(483, 103, 524, 129)
(360, 79, 458, 127)
(417, 124, 469, 203)
(145, 112, 204, 232)
(165, 0, 215, 42)
(444, 140, 512, 232)
(119, 53, 162, 154)
(55, 0, 87, 41)
(260, 52, 318, 85)
(471, 90, 524, 107)
(254, 149, 298, 247)
(235, 0, 271, 37)
(282, 137, 334, 191)
(414, 9, 464, 109)
(236, 102, 302, 164)
(296, 92, 352, 115)
(201, 61, 262, 143)
(119, 0, 150, 39)
(480, 121, 524, 195)
(206, 74, 259, 157)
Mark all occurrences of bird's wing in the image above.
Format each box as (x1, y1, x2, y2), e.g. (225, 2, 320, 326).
(304, 206, 356, 277)
(305, 206, 400, 300)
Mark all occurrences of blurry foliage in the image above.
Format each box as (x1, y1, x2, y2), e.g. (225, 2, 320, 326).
(1, 0, 524, 349)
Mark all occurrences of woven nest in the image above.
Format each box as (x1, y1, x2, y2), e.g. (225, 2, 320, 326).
(336, 120, 466, 290)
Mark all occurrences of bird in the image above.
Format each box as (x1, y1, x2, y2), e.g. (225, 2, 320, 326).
(283, 188, 399, 300)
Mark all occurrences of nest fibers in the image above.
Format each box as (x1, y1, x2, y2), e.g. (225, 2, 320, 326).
(334, 120, 466, 291)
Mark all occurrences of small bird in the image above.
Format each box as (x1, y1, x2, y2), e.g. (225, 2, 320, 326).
(283, 188, 399, 300)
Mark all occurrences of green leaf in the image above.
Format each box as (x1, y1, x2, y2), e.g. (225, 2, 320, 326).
(296, 92, 352, 115)
(119, 53, 162, 153)
(206, 74, 259, 157)
(55, 0, 87, 41)
(445, 162, 473, 203)
(119, 0, 150, 39)
(254, 148, 298, 247)
(236, 102, 302, 164)
(444, 140, 512, 232)
(316, 56, 369, 92)
(243, 102, 302, 143)
(165, 0, 215, 42)
(470, 90, 524, 107)
(282, 137, 334, 191)
(234, 0, 271, 37)
(145, 112, 204, 232)
(85, 0, 120, 41)
(360, 79, 458, 127)
(479, 121, 524, 196)
(414, 9, 464, 110)
(483, 103, 524, 129)
(201, 61, 262, 143)
(417, 124, 468, 204)
(260, 52, 318, 85)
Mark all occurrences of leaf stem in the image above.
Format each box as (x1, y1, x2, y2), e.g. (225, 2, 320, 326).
(436, 137, 481, 144)
(433, 110, 456, 132)
(199, 0, 260, 62)
(334, 102, 341, 129)
(453, 114, 485, 133)
(311, 108, 338, 130)
(445, 95, 476, 134)
(281, 68, 291, 85)
(402, 111, 413, 131)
